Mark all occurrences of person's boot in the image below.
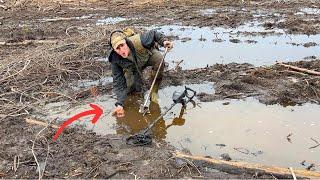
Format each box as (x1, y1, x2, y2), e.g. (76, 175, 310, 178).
(150, 83, 159, 103)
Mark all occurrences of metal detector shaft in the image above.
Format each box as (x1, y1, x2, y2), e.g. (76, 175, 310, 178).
(126, 86, 197, 146)
(140, 47, 168, 113)
(141, 102, 176, 134)
(143, 86, 196, 134)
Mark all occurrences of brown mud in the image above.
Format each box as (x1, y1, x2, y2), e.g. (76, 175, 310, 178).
(1, 0, 320, 178)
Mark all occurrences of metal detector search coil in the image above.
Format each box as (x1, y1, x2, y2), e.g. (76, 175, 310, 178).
(126, 86, 197, 146)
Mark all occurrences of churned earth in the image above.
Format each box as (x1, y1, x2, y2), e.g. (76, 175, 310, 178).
(1, 0, 320, 179)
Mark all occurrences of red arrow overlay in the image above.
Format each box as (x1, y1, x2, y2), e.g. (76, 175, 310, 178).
(53, 103, 103, 141)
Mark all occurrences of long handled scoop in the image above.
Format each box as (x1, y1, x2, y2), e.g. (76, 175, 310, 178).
(139, 47, 168, 115)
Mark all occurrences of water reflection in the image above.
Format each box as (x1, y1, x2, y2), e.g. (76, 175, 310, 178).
(115, 95, 185, 140)
(43, 82, 319, 169)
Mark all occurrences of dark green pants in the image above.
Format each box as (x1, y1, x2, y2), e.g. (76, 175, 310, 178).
(125, 49, 164, 93)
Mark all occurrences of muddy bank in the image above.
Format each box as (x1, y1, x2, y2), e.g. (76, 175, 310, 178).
(1, 117, 279, 179)
(164, 59, 320, 106)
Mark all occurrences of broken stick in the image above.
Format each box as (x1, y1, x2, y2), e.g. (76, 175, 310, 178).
(175, 151, 320, 179)
(277, 62, 320, 76)
(40, 15, 93, 22)
(25, 118, 59, 129)
(0, 40, 57, 46)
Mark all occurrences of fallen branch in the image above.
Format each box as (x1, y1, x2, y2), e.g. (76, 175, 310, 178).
(0, 40, 57, 46)
(234, 147, 250, 154)
(25, 118, 59, 129)
(174, 60, 184, 71)
(175, 151, 320, 179)
(31, 119, 52, 180)
(40, 15, 93, 22)
(179, 157, 202, 176)
(277, 62, 320, 76)
(281, 70, 308, 76)
(13, 155, 20, 172)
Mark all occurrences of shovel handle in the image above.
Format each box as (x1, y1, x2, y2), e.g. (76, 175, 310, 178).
(142, 47, 168, 108)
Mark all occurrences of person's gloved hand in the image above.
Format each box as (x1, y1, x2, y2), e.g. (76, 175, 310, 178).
(163, 40, 173, 50)
(112, 105, 125, 118)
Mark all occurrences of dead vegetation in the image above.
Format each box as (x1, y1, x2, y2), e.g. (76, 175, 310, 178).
(1, 0, 320, 178)
(0, 26, 112, 122)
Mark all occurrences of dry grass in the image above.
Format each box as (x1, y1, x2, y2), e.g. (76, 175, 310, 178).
(0, 26, 114, 121)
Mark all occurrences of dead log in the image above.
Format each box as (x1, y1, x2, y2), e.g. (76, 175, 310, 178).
(25, 118, 59, 129)
(277, 62, 320, 76)
(175, 151, 320, 179)
(0, 40, 57, 46)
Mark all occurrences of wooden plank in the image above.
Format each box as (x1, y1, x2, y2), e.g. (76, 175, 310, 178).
(25, 118, 59, 129)
(175, 151, 320, 179)
(277, 62, 320, 76)
(0, 40, 57, 46)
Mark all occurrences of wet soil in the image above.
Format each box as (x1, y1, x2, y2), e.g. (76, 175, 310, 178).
(1, 0, 320, 178)
(1, 117, 273, 179)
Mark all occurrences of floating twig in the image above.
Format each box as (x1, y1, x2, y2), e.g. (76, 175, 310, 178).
(309, 138, 320, 149)
(234, 147, 250, 155)
(174, 60, 184, 71)
(310, 137, 319, 144)
(286, 133, 293, 143)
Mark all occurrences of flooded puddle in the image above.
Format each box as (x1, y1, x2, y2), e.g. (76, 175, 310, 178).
(149, 24, 320, 69)
(43, 82, 320, 169)
(96, 17, 127, 25)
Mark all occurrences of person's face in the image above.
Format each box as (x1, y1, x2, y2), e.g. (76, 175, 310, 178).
(115, 42, 130, 58)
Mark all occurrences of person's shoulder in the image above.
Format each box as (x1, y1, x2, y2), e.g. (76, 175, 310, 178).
(108, 50, 120, 63)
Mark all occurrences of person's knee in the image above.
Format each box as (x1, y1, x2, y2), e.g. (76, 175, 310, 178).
(149, 50, 164, 70)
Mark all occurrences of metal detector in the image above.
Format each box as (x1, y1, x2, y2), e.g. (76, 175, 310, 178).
(126, 86, 196, 146)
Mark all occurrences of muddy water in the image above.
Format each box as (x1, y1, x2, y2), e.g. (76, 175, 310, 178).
(43, 82, 319, 169)
(150, 24, 320, 69)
